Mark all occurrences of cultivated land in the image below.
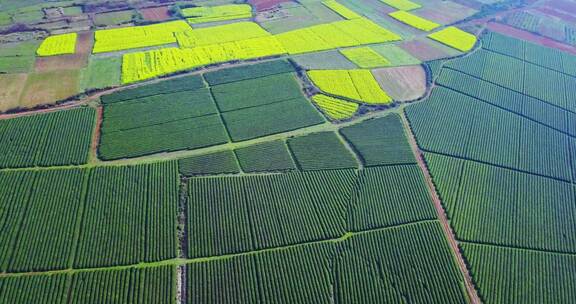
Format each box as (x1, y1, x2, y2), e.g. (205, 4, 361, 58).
(1, 0, 576, 303)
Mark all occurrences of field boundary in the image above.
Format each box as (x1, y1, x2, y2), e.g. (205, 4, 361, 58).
(0, 219, 436, 278)
(423, 150, 573, 184)
(435, 83, 576, 140)
(400, 112, 482, 304)
(443, 66, 576, 116)
(459, 240, 576, 257)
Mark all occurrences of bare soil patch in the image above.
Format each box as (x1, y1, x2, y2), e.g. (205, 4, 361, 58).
(249, 0, 292, 11)
(400, 39, 452, 61)
(19, 70, 81, 109)
(140, 6, 171, 21)
(0, 73, 28, 112)
(34, 31, 93, 72)
(372, 66, 426, 102)
(487, 22, 576, 55)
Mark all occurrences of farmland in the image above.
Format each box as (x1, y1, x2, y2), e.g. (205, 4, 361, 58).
(1, 0, 575, 302)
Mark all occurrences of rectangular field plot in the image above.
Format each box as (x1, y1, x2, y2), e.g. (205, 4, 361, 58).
(427, 154, 576, 253)
(461, 244, 576, 304)
(186, 170, 357, 257)
(307, 69, 393, 104)
(101, 89, 217, 133)
(443, 47, 576, 113)
(182, 4, 252, 24)
(101, 74, 205, 104)
(203, 60, 294, 86)
(176, 22, 271, 48)
(99, 114, 229, 160)
(80, 57, 122, 91)
(121, 36, 286, 83)
(221, 97, 325, 141)
(275, 18, 401, 55)
(0, 266, 176, 304)
(187, 221, 467, 303)
(340, 114, 415, 166)
(178, 150, 240, 176)
(287, 131, 358, 171)
(74, 162, 179, 268)
(482, 31, 576, 77)
(0, 162, 179, 272)
(0, 41, 40, 73)
(211, 73, 304, 112)
(348, 165, 437, 231)
(0, 169, 86, 272)
(99, 85, 227, 160)
(379, 0, 421, 10)
(93, 20, 191, 53)
(406, 87, 573, 181)
(234, 140, 296, 173)
(0, 107, 95, 168)
(389, 11, 440, 32)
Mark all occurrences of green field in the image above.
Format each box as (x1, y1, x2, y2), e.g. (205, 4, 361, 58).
(0, 107, 95, 168)
(81, 57, 122, 91)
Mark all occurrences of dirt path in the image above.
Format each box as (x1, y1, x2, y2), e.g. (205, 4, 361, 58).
(400, 113, 481, 304)
(89, 106, 103, 163)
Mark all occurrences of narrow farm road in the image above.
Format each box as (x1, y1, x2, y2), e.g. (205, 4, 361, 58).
(89, 106, 103, 163)
(400, 112, 482, 304)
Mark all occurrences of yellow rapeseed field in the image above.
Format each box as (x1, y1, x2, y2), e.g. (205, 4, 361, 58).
(175, 22, 270, 48)
(122, 36, 285, 83)
(275, 18, 401, 54)
(428, 26, 477, 52)
(322, 0, 361, 19)
(340, 47, 391, 68)
(93, 21, 192, 53)
(389, 11, 440, 31)
(312, 94, 359, 120)
(36, 33, 77, 56)
(379, 0, 421, 10)
(308, 70, 393, 104)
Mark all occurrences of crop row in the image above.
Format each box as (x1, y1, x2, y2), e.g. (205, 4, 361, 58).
(121, 18, 400, 82)
(178, 140, 297, 176)
(462, 243, 576, 304)
(406, 86, 574, 181)
(287, 131, 358, 171)
(340, 114, 416, 166)
(0, 161, 179, 272)
(0, 266, 175, 304)
(444, 48, 576, 113)
(389, 10, 440, 32)
(312, 94, 359, 120)
(185, 164, 436, 257)
(177, 112, 416, 176)
(93, 20, 191, 53)
(0, 107, 95, 168)
(425, 153, 576, 253)
(308, 69, 392, 104)
(121, 36, 285, 83)
(437, 68, 576, 136)
(100, 62, 326, 160)
(1, 222, 467, 303)
(175, 22, 270, 48)
(340, 46, 391, 68)
(187, 221, 467, 303)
